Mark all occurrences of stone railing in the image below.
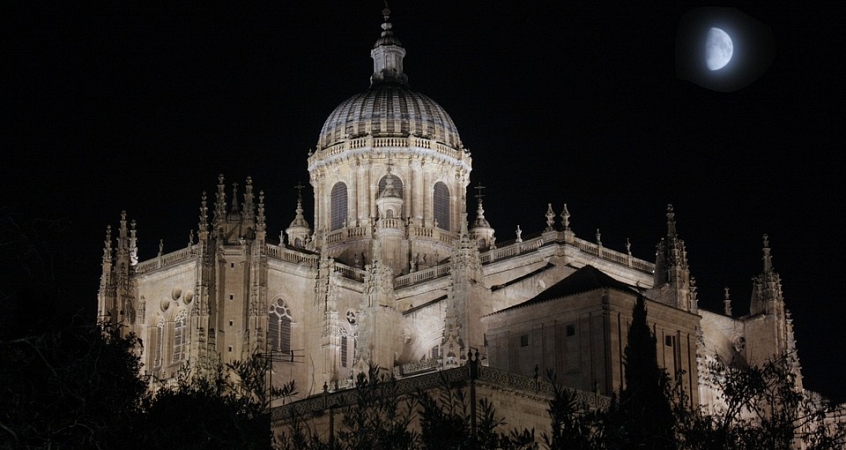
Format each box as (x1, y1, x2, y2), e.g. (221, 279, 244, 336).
(573, 237, 654, 273)
(479, 232, 654, 275)
(266, 244, 319, 266)
(379, 217, 403, 229)
(333, 261, 366, 281)
(135, 245, 197, 274)
(312, 136, 468, 164)
(270, 364, 609, 423)
(394, 263, 452, 288)
(480, 235, 546, 264)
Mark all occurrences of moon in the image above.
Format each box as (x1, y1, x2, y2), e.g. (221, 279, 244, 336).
(705, 27, 733, 71)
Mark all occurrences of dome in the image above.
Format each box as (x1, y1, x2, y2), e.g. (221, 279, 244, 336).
(315, 9, 462, 151)
(317, 83, 462, 150)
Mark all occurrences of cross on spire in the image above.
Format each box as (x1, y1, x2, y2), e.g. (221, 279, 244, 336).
(294, 182, 305, 201)
(474, 182, 485, 203)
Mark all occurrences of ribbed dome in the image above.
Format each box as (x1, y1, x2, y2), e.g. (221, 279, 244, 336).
(317, 82, 462, 150)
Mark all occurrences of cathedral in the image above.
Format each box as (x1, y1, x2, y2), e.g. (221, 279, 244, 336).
(97, 8, 804, 428)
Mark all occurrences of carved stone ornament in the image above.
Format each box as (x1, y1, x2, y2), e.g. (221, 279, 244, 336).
(183, 291, 194, 304)
(172, 287, 182, 300)
(160, 298, 171, 312)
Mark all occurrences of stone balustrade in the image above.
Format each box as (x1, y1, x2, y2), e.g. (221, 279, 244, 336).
(135, 245, 197, 274)
(394, 263, 452, 288)
(311, 136, 468, 164)
(270, 364, 609, 422)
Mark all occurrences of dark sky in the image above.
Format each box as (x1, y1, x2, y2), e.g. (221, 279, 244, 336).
(4, 1, 844, 402)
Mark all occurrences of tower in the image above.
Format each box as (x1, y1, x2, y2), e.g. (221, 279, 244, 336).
(649, 204, 695, 312)
(306, 7, 471, 278)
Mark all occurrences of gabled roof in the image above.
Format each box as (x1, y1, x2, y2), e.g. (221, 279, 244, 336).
(494, 265, 639, 314)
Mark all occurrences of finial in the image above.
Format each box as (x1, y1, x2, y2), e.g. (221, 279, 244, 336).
(723, 287, 732, 316)
(595, 229, 602, 246)
(158, 239, 164, 256)
(230, 182, 240, 213)
(762, 233, 773, 272)
(382, 1, 391, 22)
(666, 204, 676, 238)
(199, 191, 209, 231)
(515, 225, 523, 243)
(545, 203, 556, 231)
(102, 225, 112, 263)
(626, 238, 631, 256)
(560, 204, 570, 230)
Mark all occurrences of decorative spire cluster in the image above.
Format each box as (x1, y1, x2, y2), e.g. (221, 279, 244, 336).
(750, 233, 785, 315)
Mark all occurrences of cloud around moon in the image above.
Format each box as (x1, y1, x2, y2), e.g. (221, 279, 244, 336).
(706, 27, 733, 71)
(676, 7, 775, 92)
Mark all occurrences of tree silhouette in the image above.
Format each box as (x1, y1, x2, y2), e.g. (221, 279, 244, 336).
(606, 295, 676, 449)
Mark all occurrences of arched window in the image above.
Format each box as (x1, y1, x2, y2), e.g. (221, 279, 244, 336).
(269, 299, 293, 355)
(331, 182, 348, 231)
(433, 182, 450, 230)
(155, 319, 164, 367)
(172, 310, 187, 362)
(340, 328, 349, 368)
(378, 175, 403, 198)
(340, 327, 356, 369)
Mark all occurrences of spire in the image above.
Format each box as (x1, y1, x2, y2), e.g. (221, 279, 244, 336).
(560, 204, 571, 230)
(129, 219, 138, 266)
(651, 204, 693, 311)
(286, 182, 311, 248)
(244, 176, 255, 220)
(545, 203, 556, 232)
(230, 182, 240, 214)
(468, 183, 495, 250)
(723, 287, 732, 316)
(102, 225, 113, 265)
(370, 4, 408, 85)
(116, 210, 129, 258)
(762, 233, 773, 273)
(471, 183, 491, 229)
(750, 233, 784, 315)
(257, 190, 266, 233)
(198, 191, 209, 233)
(666, 204, 677, 238)
(214, 174, 226, 225)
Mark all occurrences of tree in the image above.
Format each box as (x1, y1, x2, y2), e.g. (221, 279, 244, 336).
(138, 351, 296, 450)
(674, 354, 846, 450)
(604, 295, 676, 449)
(0, 321, 146, 449)
(542, 370, 601, 450)
(416, 372, 536, 450)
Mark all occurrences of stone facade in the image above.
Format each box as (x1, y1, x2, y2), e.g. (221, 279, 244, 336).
(97, 8, 809, 431)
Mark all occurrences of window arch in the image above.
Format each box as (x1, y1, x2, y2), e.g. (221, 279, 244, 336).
(340, 328, 350, 368)
(268, 299, 293, 355)
(433, 182, 450, 230)
(172, 310, 187, 362)
(331, 182, 348, 231)
(378, 175, 403, 198)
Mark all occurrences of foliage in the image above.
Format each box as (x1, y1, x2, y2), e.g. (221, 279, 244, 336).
(604, 295, 676, 450)
(416, 372, 536, 450)
(674, 354, 846, 450)
(337, 366, 419, 450)
(0, 321, 146, 450)
(541, 370, 601, 450)
(138, 351, 296, 450)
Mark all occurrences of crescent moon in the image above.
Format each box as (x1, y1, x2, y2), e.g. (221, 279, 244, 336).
(706, 27, 733, 71)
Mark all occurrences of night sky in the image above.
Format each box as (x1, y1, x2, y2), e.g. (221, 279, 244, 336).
(4, 2, 844, 402)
